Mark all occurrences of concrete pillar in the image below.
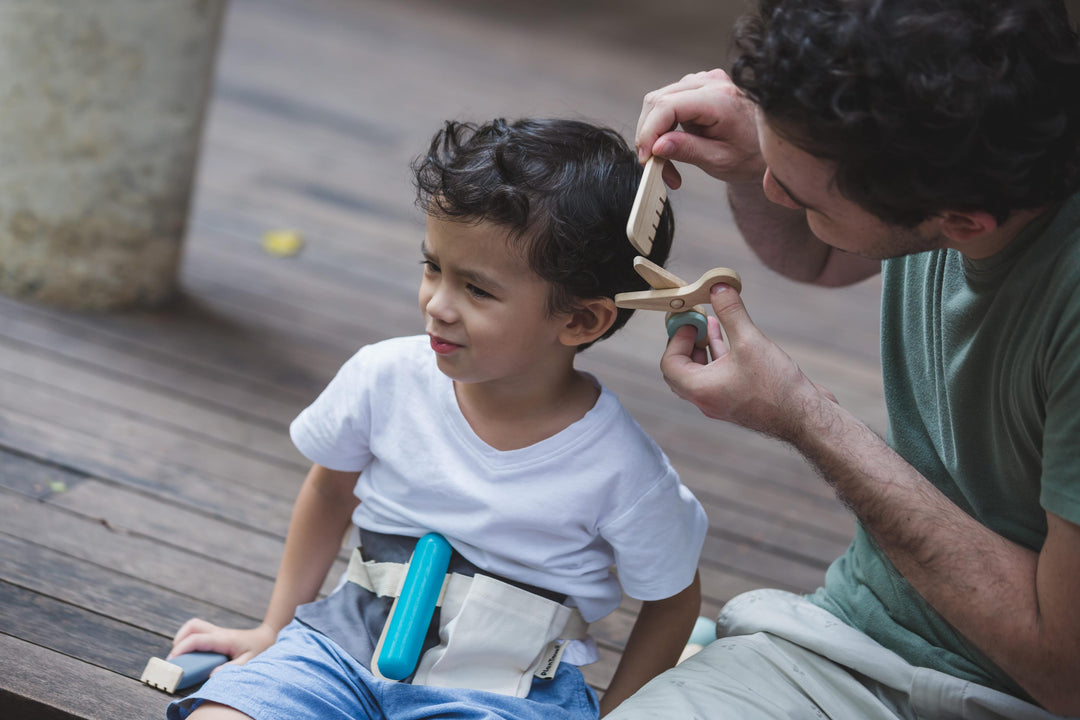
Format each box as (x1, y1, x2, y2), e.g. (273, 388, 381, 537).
(0, 0, 227, 310)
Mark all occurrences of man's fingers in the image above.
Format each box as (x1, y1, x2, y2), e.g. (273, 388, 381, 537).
(660, 159, 685, 190)
(705, 315, 728, 360)
(636, 71, 719, 144)
(662, 325, 704, 382)
(709, 283, 753, 343)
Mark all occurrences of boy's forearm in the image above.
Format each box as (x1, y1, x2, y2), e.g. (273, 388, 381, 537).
(599, 573, 701, 716)
(262, 464, 360, 632)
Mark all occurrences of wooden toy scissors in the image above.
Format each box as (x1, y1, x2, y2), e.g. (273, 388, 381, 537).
(615, 257, 741, 347)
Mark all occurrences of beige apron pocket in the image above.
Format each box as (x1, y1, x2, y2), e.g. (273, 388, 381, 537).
(413, 573, 571, 697)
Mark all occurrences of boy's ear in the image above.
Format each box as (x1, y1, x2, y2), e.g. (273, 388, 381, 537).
(940, 209, 998, 243)
(559, 297, 618, 347)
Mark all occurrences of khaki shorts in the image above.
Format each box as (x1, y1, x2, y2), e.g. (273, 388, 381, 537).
(607, 589, 1063, 720)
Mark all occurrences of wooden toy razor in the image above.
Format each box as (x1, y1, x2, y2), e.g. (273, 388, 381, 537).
(141, 651, 228, 694)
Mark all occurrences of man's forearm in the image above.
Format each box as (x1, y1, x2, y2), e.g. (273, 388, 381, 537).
(790, 393, 1078, 712)
(727, 181, 832, 282)
(726, 182, 881, 286)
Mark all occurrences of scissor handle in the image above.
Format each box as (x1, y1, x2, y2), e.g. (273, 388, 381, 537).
(615, 267, 742, 311)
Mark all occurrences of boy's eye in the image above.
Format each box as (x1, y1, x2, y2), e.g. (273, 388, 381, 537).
(421, 259, 440, 273)
(466, 284, 492, 299)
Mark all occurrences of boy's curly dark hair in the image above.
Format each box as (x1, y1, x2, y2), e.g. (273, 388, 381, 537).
(731, 0, 1080, 226)
(412, 118, 674, 351)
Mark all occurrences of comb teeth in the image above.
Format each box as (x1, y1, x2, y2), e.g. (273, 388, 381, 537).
(626, 156, 668, 255)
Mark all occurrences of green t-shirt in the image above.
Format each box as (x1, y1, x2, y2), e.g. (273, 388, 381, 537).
(809, 191, 1080, 700)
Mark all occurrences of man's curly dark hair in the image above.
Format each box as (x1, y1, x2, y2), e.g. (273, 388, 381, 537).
(731, 0, 1080, 227)
(413, 118, 674, 351)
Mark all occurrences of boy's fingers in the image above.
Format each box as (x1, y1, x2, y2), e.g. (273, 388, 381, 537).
(168, 628, 233, 660)
(172, 617, 212, 646)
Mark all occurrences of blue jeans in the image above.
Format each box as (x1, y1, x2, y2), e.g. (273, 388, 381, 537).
(167, 620, 600, 720)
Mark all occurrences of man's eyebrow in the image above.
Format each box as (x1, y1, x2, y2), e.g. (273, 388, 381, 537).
(771, 172, 821, 213)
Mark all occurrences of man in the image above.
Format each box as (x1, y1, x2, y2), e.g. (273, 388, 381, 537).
(610, 1, 1080, 718)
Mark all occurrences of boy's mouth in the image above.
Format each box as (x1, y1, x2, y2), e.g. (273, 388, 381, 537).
(429, 334, 462, 355)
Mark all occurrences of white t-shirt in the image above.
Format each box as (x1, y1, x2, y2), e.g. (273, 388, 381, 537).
(290, 335, 707, 628)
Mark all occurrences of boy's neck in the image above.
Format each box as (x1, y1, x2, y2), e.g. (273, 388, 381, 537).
(453, 365, 600, 452)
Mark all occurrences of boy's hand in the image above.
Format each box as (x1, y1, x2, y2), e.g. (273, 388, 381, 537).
(168, 617, 278, 670)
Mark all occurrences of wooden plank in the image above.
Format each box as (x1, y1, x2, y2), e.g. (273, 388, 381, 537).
(0, 338, 305, 470)
(0, 296, 311, 426)
(701, 533, 827, 593)
(0, 533, 253, 634)
(47, 481, 286, 580)
(48, 481, 346, 597)
(0, 487, 272, 619)
(703, 499, 851, 568)
(0, 633, 167, 720)
(0, 369, 301, 499)
(0, 408, 294, 532)
(0, 581, 169, 680)
(0, 292, 344, 400)
(0, 448, 89, 500)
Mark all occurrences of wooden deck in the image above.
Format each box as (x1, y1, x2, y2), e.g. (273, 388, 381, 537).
(0, 0, 886, 716)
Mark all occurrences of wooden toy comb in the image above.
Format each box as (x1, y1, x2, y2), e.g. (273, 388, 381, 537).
(626, 156, 668, 255)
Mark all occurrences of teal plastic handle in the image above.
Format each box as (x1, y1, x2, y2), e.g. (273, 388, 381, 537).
(376, 533, 452, 680)
(666, 310, 707, 343)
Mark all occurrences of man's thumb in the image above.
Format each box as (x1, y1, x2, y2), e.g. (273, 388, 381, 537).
(709, 283, 750, 340)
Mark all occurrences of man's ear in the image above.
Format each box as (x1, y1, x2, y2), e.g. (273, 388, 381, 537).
(940, 210, 998, 243)
(559, 297, 618, 347)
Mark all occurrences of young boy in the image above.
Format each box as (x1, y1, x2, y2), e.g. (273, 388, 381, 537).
(167, 118, 707, 720)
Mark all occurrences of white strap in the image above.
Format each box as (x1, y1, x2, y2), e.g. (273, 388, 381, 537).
(345, 548, 589, 639)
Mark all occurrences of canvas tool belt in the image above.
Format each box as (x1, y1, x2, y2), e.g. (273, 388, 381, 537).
(345, 547, 589, 697)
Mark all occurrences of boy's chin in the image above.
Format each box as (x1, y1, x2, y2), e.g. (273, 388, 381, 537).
(433, 354, 474, 383)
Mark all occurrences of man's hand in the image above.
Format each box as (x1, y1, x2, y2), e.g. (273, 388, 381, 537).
(661, 283, 835, 441)
(636, 69, 766, 188)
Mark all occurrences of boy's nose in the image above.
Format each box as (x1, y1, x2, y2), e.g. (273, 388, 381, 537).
(423, 283, 458, 323)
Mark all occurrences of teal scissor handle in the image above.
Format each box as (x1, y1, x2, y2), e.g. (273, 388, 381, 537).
(666, 310, 707, 343)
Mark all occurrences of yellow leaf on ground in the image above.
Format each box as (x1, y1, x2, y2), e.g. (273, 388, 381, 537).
(262, 229, 304, 257)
